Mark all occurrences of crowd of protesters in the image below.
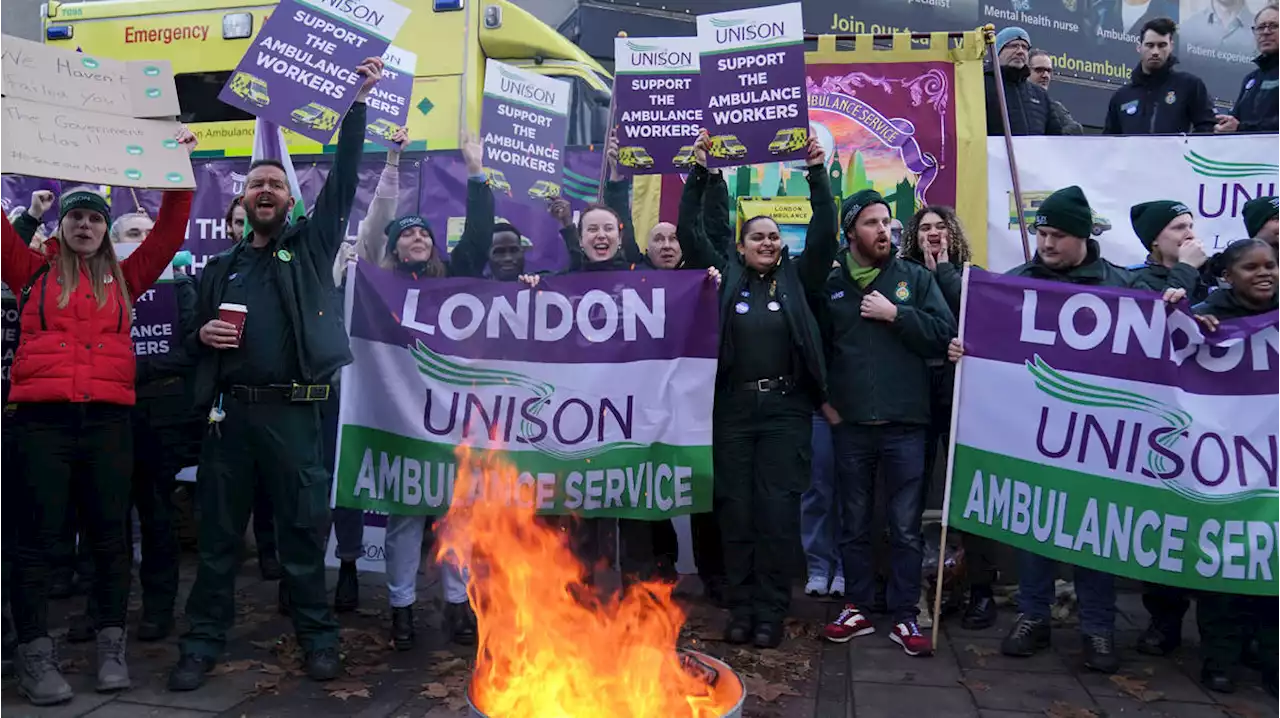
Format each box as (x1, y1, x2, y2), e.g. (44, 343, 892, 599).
(0, 21, 1277, 711)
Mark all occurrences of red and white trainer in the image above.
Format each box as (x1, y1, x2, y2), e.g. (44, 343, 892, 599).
(890, 620, 934, 656)
(823, 604, 875, 643)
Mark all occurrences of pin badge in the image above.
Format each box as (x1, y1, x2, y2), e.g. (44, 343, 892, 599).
(734, 301, 749, 314)
(740, 290, 750, 298)
(276, 249, 293, 262)
(767, 301, 781, 312)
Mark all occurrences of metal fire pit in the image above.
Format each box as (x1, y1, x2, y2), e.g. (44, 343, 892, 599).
(466, 648, 745, 718)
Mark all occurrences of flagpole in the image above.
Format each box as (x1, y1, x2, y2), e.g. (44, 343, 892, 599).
(595, 32, 625, 203)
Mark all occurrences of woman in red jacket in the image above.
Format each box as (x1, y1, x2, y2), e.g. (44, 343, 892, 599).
(3, 132, 195, 707)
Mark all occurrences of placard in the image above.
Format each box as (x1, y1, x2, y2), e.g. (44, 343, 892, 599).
(613, 37, 702, 177)
(364, 44, 415, 149)
(479, 60, 571, 205)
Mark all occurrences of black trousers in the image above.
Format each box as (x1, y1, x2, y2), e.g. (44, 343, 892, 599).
(618, 519, 678, 581)
(12, 403, 133, 643)
(130, 408, 181, 617)
(713, 389, 811, 624)
(690, 511, 724, 583)
(1198, 593, 1278, 672)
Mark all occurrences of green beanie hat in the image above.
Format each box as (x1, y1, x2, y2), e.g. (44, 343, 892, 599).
(840, 189, 890, 235)
(1034, 185, 1093, 239)
(1242, 195, 1278, 239)
(1129, 200, 1191, 249)
(58, 190, 111, 227)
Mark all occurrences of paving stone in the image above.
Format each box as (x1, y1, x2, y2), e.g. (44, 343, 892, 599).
(1077, 660, 1216, 704)
(952, 636, 1071, 674)
(0, 674, 113, 718)
(82, 703, 216, 718)
(960, 669, 1095, 713)
(941, 608, 1021, 639)
(851, 683, 978, 718)
(977, 711, 1041, 718)
(1092, 695, 1233, 717)
(848, 643, 963, 687)
(113, 670, 260, 713)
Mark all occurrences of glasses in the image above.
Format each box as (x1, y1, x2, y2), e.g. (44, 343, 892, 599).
(1255, 22, 1279, 33)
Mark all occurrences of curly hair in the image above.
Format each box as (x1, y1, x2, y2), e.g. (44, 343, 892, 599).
(901, 205, 973, 265)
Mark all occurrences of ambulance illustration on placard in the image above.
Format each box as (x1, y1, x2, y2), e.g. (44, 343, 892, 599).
(709, 134, 748, 160)
(485, 168, 513, 196)
(366, 118, 402, 141)
(1010, 190, 1112, 237)
(291, 102, 340, 133)
(228, 72, 270, 107)
(528, 180, 561, 200)
(618, 146, 655, 170)
(673, 145, 697, 169)
(768, 127, 808, 155)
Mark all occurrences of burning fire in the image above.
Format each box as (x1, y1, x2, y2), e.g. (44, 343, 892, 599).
(434, 445, 741, 717)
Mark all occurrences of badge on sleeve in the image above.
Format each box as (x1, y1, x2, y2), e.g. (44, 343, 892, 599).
(734, 301, 750, 314)
(276, 249, 293, 263)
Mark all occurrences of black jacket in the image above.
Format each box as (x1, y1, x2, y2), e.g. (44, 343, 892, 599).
(1192, 286, 1279, 319)
(597, 169, 732, 271)
(1103, 58, 1216, 135)
(680, 165, 837, 408)
(185, 103, 367, 408)
(816, 253, 956, 426)
(1128, 260, 1211, 304)
(1007, 239, 1134, 287)
(1231, 52, 1279, 133)
(985, 65, 1064, 136)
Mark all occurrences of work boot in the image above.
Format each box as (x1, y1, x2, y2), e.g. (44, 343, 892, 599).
(446, 602, 477, 646)
(167, 653, 215, 692)
(723, 616, 752, 645)
(259, 552, 283, 581)
(1082, 633, 1120, 674)
(391, 606, 415, 651)
(1001, 614, 1051, 657)
(961, 586, 998, 630)
(1135, 623, 1180, 656)
(16, 637, 73, 706)
(333, 561, 358, 613)
(95, 627, 131, 692)
(136, 611, 173, 642)
(305, 646, 341, 681)
(68, 612, 96, 644)
(752, 622, 782, 649)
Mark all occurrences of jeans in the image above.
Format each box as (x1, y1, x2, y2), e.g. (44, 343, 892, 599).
(12, 403, 134, 643)
(800, 414, 842, 582)
(385, 514, 468, 607)
(834, 422, 927, 622)
(1016, 550, 1116, 636)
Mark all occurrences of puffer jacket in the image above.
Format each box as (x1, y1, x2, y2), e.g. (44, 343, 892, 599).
(1231, 52, 1279, 133)
(985, 65, 1064, 136)
(1, 191, 193, 405)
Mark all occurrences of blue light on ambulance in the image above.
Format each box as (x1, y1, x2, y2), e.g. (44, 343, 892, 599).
(46, 25, 74, 41)
(434, 0, 464, 11)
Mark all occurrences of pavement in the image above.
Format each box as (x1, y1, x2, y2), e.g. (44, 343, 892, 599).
(3, 554, 1276, 718)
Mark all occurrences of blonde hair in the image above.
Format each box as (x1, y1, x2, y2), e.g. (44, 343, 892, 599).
(54, 187, 131, 314)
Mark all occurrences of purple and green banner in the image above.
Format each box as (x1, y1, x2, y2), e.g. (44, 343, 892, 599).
(947, 268, 1279, 596)
(217, 0, 409, 144)
(480, 60, 571, 206)
(132, 282, 179, 358)
(364, 44, 415, 149)
(612, 37, 702, 177)
(333, 260, 718, 518)
(696, 2, 808, 169)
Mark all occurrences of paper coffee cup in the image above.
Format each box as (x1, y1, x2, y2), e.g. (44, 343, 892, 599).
(218, 302, 248, 342)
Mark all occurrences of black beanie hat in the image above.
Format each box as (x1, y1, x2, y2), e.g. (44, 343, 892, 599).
(385, 214, 433, 255)
(59, 190, 112, 228)
(1242, 195, 1278, 239)
(1129, 200, 1191, 249)
(1034, 186, 1093, 239)
(840, 189, 890, 235)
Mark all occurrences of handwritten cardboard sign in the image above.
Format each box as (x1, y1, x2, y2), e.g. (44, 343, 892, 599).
(0, 35, 193, 188)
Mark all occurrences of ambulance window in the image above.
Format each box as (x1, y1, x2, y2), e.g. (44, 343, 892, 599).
(566, 76, 610, 146)
(175, 71, 254, 124)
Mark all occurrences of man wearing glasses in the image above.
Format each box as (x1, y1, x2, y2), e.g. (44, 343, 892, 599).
(1215, 4, 1279, 133)
(1027, 49, 1084, 134)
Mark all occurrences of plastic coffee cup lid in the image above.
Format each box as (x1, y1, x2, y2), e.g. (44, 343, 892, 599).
(219, 303, 248, 312)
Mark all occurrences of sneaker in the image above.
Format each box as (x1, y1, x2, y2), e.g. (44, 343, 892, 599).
(890, 620, 934, 656)
(961, 590, 997, 630)
(16, 637, 73, 706)
(334, 561, 359, 613)
(167, 653, 215, 692)
(828, 575, 845, 598)
(823, 604, 875, 643)
(1082, 633, 1119, 674)
(95, 627, 131, 692)
(1001, 614, 1051, 657)
(1135, 623, 1179, 656)
(304, 647, 342, 682)
(805, 575, 829, 597)
(390, 606, 415, 651)
(446, 602, 477, 646)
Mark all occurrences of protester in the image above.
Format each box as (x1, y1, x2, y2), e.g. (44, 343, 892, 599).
(378, 131, 495, 652)
(169, 57, 383, 692)
(985, 27, 1065, 136)
(802, 411, 843, 599)
(488, 223, 527, 281)
(1215, 4, 1279, 134)
(1027, 49, 1084, 135)
(1243, 195, 1279, 246)
(673, 130, 835, 649)
(1104, 18, 1216, 135)
(897, 205, 999, 630)
(3, 128, 196, 706)
(1128, 200, 1211, 302)
(1191, 238, 1279, 695)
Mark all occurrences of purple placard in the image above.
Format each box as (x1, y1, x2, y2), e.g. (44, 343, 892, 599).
(963, 268, 1279, 397)
(696, 3, 809, 169)
(216, 0, 404, 144)
(613, 37, 702, 177)
(2, 174, 62, 236)
(132, 282, 179, 358)
(480, 60, 571, 206)
(364, 44, 414, 149)
(350, 259, 721, 364)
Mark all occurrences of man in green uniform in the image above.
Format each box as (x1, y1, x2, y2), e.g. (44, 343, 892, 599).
(167, 58, 384, 692)
(1127, 200, 1211, 303)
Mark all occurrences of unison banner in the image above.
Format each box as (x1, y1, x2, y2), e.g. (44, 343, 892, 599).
(947, 269, 1279, 596)
(987, 135, 1279, 273)
(334, 260, 718, 518)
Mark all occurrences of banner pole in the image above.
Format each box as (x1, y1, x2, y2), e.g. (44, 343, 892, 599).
(985, 25, 1032, 262)
(595, 32, 624, 204)
(931, 264, 972, 650)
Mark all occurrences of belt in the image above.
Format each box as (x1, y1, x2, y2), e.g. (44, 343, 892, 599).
(739, 377, 796, 393)
(228, 383, 331, 404)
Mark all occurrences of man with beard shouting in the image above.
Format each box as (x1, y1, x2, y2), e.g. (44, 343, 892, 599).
(168, 57, 385, 692)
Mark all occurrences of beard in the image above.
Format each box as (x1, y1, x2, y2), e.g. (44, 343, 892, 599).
(246, 203, 289, 236)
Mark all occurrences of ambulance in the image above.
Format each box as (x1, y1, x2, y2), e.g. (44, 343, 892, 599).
(41, 0, 614, 155)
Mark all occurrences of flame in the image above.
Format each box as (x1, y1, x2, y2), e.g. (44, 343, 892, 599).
(435, 444, 741, 717)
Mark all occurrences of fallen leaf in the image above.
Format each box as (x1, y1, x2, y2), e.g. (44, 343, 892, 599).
(421, 682, 451, 699)
(1045, 701, 1099, 718)
(430, 649, 457, 660)
(1110, 674, 1165, 703)
(1142, 667, 1155, 676)
(347, 662, 390, 677)
(250, 677, 282, 697)
(964, 643, 997, 658)
(433, 657, 468, 675)
(329, 687, 370, 700)
(446, 695, 470, 711)
(741, 672, 800, 702)
(959, 678, 990, 692)
(259, 663, 287, 675)
(210, 659, 259, 676)
(326, 679, 372, 701)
